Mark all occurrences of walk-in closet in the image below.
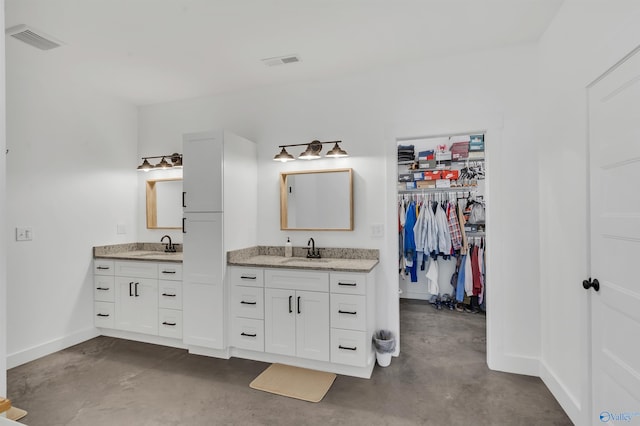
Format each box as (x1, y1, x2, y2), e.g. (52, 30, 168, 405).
(397, 133, 486, 314)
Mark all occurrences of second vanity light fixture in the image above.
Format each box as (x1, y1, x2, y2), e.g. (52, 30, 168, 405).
(273, 140, 348, 162)
(137, 153, 183, 171)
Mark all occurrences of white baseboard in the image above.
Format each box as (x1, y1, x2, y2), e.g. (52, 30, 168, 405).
(540, 360, 582, 425)
(7, 327, 99, 369)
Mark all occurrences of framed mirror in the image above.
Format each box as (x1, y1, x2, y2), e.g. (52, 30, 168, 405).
(280, 168, 353, 231)
(146, 178, 183, 229)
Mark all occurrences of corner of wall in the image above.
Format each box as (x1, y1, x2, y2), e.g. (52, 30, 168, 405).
(0, 0, 7, 396)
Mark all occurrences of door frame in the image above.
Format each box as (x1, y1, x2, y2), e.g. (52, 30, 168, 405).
(385, 114, 514, 372)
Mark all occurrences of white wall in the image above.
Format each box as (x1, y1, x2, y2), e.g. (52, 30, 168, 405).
(138, 43, 541, 374)
(0, 0, 7, 396)
(537, 2, 640, 424)
(5, 40, 139, 367)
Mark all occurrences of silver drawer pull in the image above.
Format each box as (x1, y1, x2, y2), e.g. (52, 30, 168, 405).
(96, 287, 110, 291)
(241, 332, 257, 337)
(240, 301, 257, 305)
(162, 321, 177, 326)
(97, 313, 110, 317)
(339, 345, 357, 351)
(161, 270, 176, 274)
(338, 310, 357, 315)
(338, 282, 357, 286)
(240, 275, 257, 280)
(162, 293, 177, 297)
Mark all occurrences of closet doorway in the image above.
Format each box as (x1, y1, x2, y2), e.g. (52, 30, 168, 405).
(395, 132, 489, 349)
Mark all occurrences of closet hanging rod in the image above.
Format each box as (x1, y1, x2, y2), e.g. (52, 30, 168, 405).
(398, 188, 479, 194)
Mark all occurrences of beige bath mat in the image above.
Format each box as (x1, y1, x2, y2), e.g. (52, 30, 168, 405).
(7, 406, 28, 421)
(249, 363, 336, 403)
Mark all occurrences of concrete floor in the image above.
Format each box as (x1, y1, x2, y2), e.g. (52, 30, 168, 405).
(8, 300, 572, 426)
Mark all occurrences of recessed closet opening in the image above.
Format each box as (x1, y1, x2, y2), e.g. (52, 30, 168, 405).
(395, 131, 488, 350)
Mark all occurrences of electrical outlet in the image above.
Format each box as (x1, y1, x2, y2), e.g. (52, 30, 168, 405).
(16, 227, 33, 241)
(371, 223, 384, 238)
(117, 224, 127, 235)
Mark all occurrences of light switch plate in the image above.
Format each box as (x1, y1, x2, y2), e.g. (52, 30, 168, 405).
(16, 227, 33, 241)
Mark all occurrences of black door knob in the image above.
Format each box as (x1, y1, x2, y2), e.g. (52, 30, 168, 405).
(582, 278, 600, 292)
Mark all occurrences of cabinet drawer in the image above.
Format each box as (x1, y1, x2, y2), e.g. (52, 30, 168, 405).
(94, 260, 115, 276)
(265, 269, 329, 292)
(330, 294, 366, 331)
(159, 281, 183, 310)
(115, 261, 158, 279)
(158, 263, 183, 281)
(94, 302, 114, 328)
(94, 276, 115, 302)
(159, 309, 183, 339)
(231, 285, 264, 319)
(229, 267, 264, 287)
(331, 329, 369, 367)
(231, 318, 264, 352)
(330, 272, 366, 295)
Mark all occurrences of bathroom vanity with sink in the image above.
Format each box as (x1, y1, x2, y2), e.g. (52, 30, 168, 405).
(93, 243, 379, 378)
(226, 246, 379, 378)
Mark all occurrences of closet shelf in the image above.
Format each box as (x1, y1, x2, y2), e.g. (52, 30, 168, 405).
(398, 186, 480, 194)
(398, 158, 485, 167)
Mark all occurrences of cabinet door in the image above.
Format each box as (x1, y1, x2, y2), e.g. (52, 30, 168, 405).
(183, 133, 223, 212)
(114, 277, 158, 335)
(296, 290, 330, 361)
(182, 282, 224, 349)
(183, 212, 225, 349)
(264, 288, 296, 356)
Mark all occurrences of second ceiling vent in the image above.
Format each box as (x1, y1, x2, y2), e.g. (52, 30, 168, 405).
(261, 54, 301, 67)
(6, 24, 63, 50)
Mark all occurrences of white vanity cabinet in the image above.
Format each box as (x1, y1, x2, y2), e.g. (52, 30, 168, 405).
(229, 267, 265, 352)
(182, 130, 257, 355)
(329, 272, 375, 367)
(94, 260, 115, 328)
(93, 259, 183, 340)
(264, 269, 330, 362)
(158, 263, 184, 339)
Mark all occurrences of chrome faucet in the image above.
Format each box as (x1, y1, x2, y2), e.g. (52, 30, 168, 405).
(161, 235, 176, 253)
(306, 238, 321, 258)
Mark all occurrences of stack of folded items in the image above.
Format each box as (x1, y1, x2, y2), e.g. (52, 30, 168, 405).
(397, 144, 415, 162)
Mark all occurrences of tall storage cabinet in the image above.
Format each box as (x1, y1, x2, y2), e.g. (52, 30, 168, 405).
(182, 131, 257, 353)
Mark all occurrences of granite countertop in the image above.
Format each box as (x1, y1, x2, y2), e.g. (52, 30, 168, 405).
(93, 243, 183, 263)
(227, 246, 379, 273)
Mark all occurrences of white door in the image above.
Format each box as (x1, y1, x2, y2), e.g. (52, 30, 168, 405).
(182, 212, 225, 349)
(295, 290, 330, 362)
(182, 132, 223, 212)
(588, 47, 640, 425)
(264, 288, 296, 356)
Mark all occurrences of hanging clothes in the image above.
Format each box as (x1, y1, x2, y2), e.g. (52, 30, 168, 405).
(447, 202, 462, 251)
(456, 254, 466, 302)
(425, 257, 439, 295)
(471, 244, 482, 296)
(457, 202, 469, 255)
(434, 202, 451, 257)
(404, 201, 418, 282)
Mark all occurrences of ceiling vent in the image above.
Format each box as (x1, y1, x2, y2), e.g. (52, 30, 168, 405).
(261, 54, 301, 67)
(5, 24, 63, 50)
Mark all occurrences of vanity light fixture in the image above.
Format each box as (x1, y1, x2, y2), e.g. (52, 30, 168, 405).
(137, 153, 183, 171)
(273, 140, 348, 162)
